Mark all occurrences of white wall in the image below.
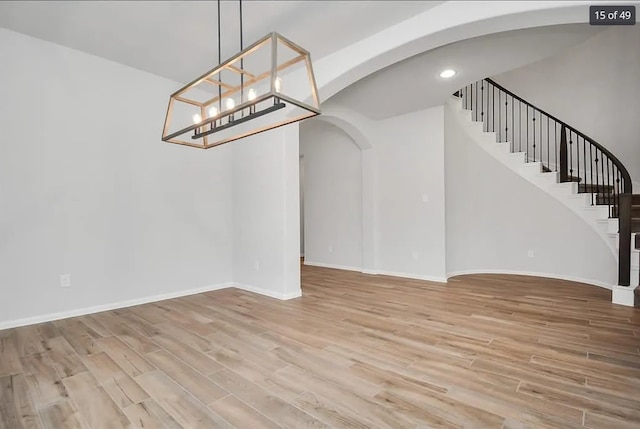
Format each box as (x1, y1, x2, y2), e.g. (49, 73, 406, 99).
(374, 107, 447, 281)
(300, 105, 447, 281)
(493, 26, 640, 184)
(232, 124, 301, 300)
(299, 156, 305, 256)
(444, 102, 617, 286)
(299, 121, 363, 270)
(0, 28, 234, 327)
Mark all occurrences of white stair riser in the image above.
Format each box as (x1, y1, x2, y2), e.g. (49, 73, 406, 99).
(583, 206, 611, 219)
(520, 162, 543, 175)
(449, 96, 629, 293)
(535, 172, 559, 185)
(597, 219, 619, 234)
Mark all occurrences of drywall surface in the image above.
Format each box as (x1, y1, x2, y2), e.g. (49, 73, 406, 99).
(300, 121, 363, 271)
(300, 105, 447, 281)
(444, 102, 617, 286)
(374, 107, 447, 281)
(493, 26, 640, 183)
(232, 125, 301, 300)
(0, 28, 234, 327)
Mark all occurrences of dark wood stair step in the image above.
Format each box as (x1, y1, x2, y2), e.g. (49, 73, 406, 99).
(579, 183, 615, 194)
(611, 206, 640, 218)
(595, 194, 618, 205)
(633, 218, 640, 233)
(541, 165, 582, 182)
(588, 194, 638, 206)
(636, 233, 639, 249)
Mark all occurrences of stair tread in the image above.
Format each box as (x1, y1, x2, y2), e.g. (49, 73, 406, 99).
(457, 85, 639, 290)
(578, 184, 615, 193)
(540, 165, 582, 182)
(611, 206, 640, 217)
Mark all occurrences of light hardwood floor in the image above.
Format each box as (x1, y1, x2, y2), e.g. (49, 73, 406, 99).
(1, 266, 640, 429)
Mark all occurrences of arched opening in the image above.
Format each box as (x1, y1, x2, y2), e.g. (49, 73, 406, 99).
(299, 119, 365, 271)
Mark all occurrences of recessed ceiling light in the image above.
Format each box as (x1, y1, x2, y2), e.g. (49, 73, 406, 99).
(440, 69, 456, 78)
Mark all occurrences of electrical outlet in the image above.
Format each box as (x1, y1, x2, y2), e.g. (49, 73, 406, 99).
(328, 245, 333, 253)
(421, 193, 429, 203)
(527, 250, 535, 258)
(60, 274, 71, 288)
(412, 251, 419, 260)
(254, 260, 260, 271)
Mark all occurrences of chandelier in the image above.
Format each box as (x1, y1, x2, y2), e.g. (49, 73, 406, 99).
(161, 0, 321, 149)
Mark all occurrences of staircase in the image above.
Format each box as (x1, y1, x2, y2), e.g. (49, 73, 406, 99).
(453, 78, 640, 299)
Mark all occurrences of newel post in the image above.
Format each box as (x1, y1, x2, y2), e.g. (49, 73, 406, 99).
(559, 124, 568, 182)
(619, 193, 632, 286)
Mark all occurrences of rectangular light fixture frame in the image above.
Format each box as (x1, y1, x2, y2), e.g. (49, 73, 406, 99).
(161, 32, 321, 149)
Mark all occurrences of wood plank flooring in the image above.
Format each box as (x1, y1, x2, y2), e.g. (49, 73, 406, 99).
(1, 266, 639, 428)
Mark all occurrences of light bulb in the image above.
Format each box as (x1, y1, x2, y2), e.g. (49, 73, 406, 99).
(247, 88, 257, 101)
(225, 98, 235, 110)
(192, 113, 201, 124)
(208, 106, 218, 117)
(274, 76, 282, 93)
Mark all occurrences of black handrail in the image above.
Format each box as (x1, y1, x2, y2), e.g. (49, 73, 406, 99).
(485, 79, 633, 194)
(457, 78, 634, 286)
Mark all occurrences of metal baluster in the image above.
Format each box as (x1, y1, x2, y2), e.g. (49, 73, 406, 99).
(499, 91, 501, 142)
(475, 81, 478, 121)
(493, 86, 495, 132)
(601, 149, 606, 208)
(464, 85, 468, 112)
(526, 106, 529, 161)
(512, 95, 514, 150)
(519, 101, 522, 153)
(577, 136, 581, 186)
(554, 121, 558, 171)
(505, 97, 509, 150)
(595, 149, 600, 205)
(486, 83, 490, 131)
(590, 145, 594, 205)
(471, 82, 474, 118)
(616, 170, 621, 216)
(481, 81, 484, 131)
(532, 111, 536, 162)
(540, 110, 543, 168)
(606, 158, 611, 212)
(583, 137, 587, 191)
(569, 131, 573, 181)
(547, 117, 550, 172)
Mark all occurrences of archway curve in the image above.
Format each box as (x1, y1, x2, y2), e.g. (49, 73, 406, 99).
(294, 1, 590, 277)
(302, 109, 377, 273)
(308, 1, 591, 104)
(311, 114, 372, 151)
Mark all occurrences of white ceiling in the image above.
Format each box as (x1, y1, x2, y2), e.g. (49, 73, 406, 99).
(329, 24, 604, 119)
(0, 1, 440, 84)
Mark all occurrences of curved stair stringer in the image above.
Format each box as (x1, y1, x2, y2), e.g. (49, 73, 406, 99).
(448, 96, 640, 290)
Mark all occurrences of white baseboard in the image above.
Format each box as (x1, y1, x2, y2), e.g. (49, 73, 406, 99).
(233, 283, 302, 300)
(0, 280, 305, 330)
(374, 270, 447, 283)
(303, 260, 362, 273)
(446, 269, 615, 290)
(303, 261, 447, 283)
(0, 282, 234, 331)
